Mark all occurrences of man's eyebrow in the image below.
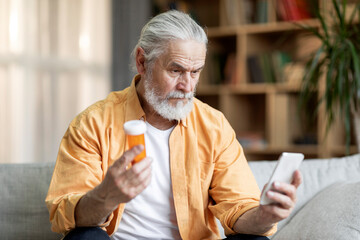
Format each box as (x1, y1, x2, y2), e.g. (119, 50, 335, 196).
(169, 62, 186, 70)
(169, 62, 204, 71)
(194, 65, 205, 71)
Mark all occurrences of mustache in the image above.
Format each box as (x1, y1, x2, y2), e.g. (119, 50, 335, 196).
(166, 91, 195, 100)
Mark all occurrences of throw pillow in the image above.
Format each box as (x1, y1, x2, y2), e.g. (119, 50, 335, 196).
(272, 181, 360, 240)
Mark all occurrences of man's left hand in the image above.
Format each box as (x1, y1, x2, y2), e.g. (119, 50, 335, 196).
(233, 170, 302, 235)
(258, 170, 302, 224)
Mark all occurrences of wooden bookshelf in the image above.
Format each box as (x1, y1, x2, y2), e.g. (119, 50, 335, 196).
(154, 0, 355, 160)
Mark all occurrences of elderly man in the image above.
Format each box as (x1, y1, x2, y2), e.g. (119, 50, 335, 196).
(46, 10, 302, 240)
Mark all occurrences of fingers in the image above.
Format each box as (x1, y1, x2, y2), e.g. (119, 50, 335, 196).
(261, 183, 295, 222)
(104, 155, 152, 203)
(95, 146, 152, 209)
(124, 156, 152, 184)
(267, 170, 303, 205)
(118, 159, 152, 199)
(113, 145, 145, 170)
(291, 170, 302, 188)
(259, 171, 303, 222)
(266, 187, 294, 209)
(269, 180, 297, 203)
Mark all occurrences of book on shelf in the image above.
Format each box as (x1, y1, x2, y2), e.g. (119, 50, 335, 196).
(223, 53, 237, 84)
(255, 0, 268, 23)
(220, 0, 254, 25)
(294, 0, 313, 19)
(277, 0, 313, 22)
(247, 51, 292, 84)
(293, 134, 317, 145)
(200, 49, 229, 85)
(153, 0, 189, 13)
(271, 51, 292, 83)
(260, 54, 276, 83)
(282, 62, 305, 85)
(220, 0, 314, 25)
(247, 55, 265, 83)
(220, 0, 245, 26)
(237, 132, 267, 149)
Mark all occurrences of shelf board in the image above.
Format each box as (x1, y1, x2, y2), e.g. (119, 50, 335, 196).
(275, 82, 302, 92)
(207, 19, 320, 37)
(197, 83, 301, 95)
(206, 26, 237, 37)
(244, 144, 319, 155)
(242, 19, 321, 34)
(196, 85, 224, 95)
(238, 82, 302, 93)
(330, 145, 358, 156)
(229, 84, 272, 94)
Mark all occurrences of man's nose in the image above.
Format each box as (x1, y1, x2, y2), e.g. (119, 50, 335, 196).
(177, 72, 192, 93)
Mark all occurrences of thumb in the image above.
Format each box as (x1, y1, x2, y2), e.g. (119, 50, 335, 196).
(292, 170, 302, 188)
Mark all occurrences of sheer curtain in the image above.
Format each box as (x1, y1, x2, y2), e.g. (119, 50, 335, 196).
(0, 0, 111, 163)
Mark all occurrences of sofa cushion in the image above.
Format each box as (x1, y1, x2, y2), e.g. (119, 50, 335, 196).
(0, 162, 62, 240)
(249, 153, 360, 231)
(272, 181, 360, 240)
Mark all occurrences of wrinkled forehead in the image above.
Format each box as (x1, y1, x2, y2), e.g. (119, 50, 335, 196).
(161, 39, 207, 68)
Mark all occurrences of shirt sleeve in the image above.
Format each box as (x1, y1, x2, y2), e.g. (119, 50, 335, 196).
(45, 116, 111, 234)
(208, 115, 277, 236)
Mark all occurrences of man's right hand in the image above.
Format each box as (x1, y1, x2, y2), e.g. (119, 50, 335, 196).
(97, 145, 152, 208)
(75, 145, 152, 226)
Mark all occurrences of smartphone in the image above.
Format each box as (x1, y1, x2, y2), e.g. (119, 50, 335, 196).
(260, 152, 304, 205)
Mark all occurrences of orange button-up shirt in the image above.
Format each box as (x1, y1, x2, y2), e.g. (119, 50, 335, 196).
(46, 75, 276, 239)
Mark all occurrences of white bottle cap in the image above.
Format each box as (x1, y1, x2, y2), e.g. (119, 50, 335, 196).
(123, 120, 147, 135)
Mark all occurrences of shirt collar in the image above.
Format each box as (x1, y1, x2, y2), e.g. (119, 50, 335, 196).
(180, 115, 188, 128)
(125, 74, 146, 122)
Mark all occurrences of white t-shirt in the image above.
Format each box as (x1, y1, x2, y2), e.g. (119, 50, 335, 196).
(111, 122, 181, 240)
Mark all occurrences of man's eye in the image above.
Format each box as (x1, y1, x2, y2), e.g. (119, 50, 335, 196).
(192, 70, 201, 75)
(171, 69, 180, 74)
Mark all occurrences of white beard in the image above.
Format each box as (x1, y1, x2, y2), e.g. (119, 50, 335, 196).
(144, 75, 195, 121)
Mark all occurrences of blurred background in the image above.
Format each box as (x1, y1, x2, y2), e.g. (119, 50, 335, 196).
(2, 0, 355, 163)
(0, 0, 152, 163)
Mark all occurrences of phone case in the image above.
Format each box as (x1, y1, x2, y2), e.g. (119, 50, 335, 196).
(260, 152, 304, 205)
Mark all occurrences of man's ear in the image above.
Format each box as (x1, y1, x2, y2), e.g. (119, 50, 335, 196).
(135, 47, 146, 75)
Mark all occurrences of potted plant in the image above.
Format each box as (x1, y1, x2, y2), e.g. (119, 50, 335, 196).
(299, 0, 360, 153)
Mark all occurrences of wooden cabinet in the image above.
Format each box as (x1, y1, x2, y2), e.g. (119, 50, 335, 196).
(155, 0, 356, 160)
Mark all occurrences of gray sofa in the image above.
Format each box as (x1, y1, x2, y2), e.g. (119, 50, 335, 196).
(1, 154, 360, 240)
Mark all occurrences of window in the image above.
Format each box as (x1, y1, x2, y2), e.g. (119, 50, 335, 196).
(0, 0, 111, 163)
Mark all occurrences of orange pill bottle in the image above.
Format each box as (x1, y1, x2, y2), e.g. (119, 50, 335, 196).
(123, 120, 147, 163)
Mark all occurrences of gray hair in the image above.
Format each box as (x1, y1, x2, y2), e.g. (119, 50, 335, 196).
(131, 10, 208, 72)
